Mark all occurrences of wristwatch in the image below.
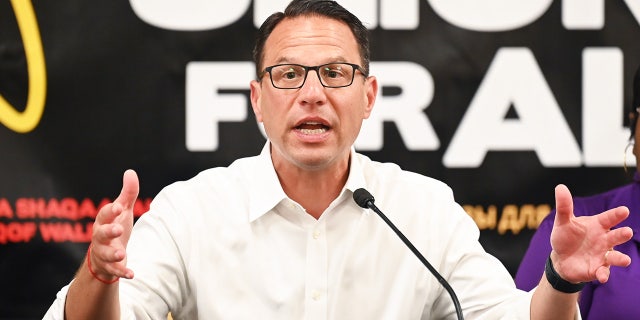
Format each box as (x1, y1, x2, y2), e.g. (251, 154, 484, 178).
(545, 255, 585, 293)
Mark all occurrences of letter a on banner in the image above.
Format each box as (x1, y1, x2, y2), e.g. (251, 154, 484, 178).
(443, 48, 582, 167)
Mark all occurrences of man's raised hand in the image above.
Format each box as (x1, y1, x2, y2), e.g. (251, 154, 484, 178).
(89, 169, 139, 282)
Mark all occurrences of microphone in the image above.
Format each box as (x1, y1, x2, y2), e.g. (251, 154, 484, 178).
(353, 188, 464, 320)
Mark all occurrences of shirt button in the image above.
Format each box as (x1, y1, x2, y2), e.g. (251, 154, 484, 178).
(312, 290, 321, 301)
(312, 230, 321, 239)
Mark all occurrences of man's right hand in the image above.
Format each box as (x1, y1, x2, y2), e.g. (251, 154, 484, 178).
(63, 170, 140, 320)
(89, 169, 139, 281)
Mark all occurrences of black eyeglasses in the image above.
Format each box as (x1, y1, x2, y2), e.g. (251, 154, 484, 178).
(261, 62, 367, 89)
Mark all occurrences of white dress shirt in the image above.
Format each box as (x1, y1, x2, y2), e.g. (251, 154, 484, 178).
(45, 142, 536, 319)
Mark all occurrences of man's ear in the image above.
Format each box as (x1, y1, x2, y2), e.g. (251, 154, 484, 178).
(250, 80, 263, 122)
(363, 76, 378, 119)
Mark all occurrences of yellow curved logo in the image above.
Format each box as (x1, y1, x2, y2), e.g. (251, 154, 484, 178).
(0, 0, 47, 133)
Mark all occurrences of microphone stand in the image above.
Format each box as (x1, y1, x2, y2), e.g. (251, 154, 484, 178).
(353, 188, 464, 320)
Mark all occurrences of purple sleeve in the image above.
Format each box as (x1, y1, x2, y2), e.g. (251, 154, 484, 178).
(514, 210, 556, 291)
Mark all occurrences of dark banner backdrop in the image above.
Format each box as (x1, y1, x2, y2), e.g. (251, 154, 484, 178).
(2, 0, 640, 318)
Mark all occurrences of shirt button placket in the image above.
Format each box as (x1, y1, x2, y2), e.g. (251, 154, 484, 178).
(305, 221, 328, 319)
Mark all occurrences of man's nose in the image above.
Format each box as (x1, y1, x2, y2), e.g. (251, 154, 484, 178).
(298, 70, 327, 104)
(303, 69, 324, 88)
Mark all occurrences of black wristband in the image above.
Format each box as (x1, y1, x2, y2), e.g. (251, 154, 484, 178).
(545, 255, 585, 293)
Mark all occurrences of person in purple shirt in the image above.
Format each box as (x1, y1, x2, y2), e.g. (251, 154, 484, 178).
(515, 66, 640, 319)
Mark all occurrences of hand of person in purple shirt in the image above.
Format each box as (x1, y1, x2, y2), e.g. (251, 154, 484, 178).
(549, 184, 633, 284)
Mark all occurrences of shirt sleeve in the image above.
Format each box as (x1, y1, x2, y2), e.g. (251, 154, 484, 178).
(41, 283, 71, 320)
(447, 209, 533, 319)
(118, 197, 191, 319)
(429, 200, 580, 319)
(41, 191, 192, 319)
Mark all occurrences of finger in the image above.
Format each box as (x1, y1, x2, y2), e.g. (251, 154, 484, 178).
(596, 206, 631, 230)
(114, 169, 140, 211)
(92, 223, 124, 244)
(91, 241, 126, 264)
(604, 250, 632, 268)
(99, 256, 132, 279)
(89, 245, 134, 279)
(105, 265, 135, 280)
(595, 265, 611, 283)
(94, 170, 139, 226)
(94, 202, 125, 227)
(608, 226, 634, 247)
(553, 184, 574, 226)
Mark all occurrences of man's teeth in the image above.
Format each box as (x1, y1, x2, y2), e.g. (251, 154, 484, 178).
(297, 121, 328, 134)
(299, 128, 327, 134)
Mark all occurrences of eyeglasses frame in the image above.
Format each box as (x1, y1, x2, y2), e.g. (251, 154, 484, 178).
(261, 62, 367, 89)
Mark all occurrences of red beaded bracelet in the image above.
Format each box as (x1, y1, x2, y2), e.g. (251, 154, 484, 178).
(86, 245, 119, 284)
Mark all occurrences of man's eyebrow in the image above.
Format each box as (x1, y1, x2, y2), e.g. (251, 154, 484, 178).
(270, 56, 350, 65)
(272, 56, 292, 65)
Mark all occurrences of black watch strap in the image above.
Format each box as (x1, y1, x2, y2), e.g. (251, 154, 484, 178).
(545, 255, 585, 293)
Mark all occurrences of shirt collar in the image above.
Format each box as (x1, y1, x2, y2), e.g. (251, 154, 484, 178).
(247, 142, 288, 222)
(343, 147, 368, 199)
(247, 142, 368, 222)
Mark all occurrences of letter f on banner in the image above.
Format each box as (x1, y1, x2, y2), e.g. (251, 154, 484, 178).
(0, 0, 47, 133)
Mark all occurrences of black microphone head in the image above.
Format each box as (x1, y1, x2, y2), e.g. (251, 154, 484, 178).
(353, 188, 375, 208)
